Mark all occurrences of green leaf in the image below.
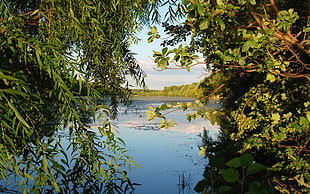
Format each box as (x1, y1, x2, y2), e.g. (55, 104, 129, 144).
(220, 168, 239, 182)
(219, 186, 232, 193)
(35, 48, 43, 67)
(153, 50, 162, 56)
(215, 17, 225, 31)
(198, 146, 207, 156)
(240, 153, 254, 167)
(185, 65, 191, 72)
(303, 27, 310, 33)
(209, 156, 226, 168)
(51, 179, 60, 193)
(299, 117, 309, 127)
(0, 75, 25, 84)
(147, 36, 155, 43)
(246, 163, 268, 175)
(197, 4, 205, 16)
(174, 54, 180, 61)
(4, 134, 16, 150)
(162, 47, 168, 55)
(158, 58, 169, 69)
(150, 26, 157, 34)
(7, 101, 30, 128)
(30, 9, 40, 16)
(3, 88, 28, 97)
(23, 172, 34, 180)
(242, 39, 255, 52)
(194, 179, 208, 192)
(42, 154, 48, 172)
(238, 0, 247, 5)
(223, 55, 233, 61)
(182, 0, 190, 5)
(217, 0, 224, 6)
(18, 179, 23, 192)
(271, 113, 281, 124)
(238, 57, 246, 66)
(226, 157, 241, 168)
(199, 18, 209, 30)
(249, 0, 256, 5)
(306, 112, 310, 122)
(249, 181, 261, 194)
(266, 73, 276, 82)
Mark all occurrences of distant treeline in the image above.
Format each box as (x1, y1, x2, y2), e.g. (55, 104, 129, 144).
(133, 82, 203, 98)
(71, 81, 205, 98)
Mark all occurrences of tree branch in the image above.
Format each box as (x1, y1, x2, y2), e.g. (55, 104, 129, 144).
(269, 0, 279, 15)
(248, 4, 297, 44)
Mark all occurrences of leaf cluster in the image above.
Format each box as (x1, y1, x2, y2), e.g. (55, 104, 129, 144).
(150, 0, 310, 193)
(0, 0, 155, 193)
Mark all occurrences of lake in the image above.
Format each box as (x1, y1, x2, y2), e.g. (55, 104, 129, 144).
(106, 96, 220, 194)
(0, 96, 219, 194)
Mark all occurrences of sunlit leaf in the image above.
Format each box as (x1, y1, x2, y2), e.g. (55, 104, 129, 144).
(199, 18, 209, 30)
(23, 172, 34, 180)
(299, 117, 309, 127)
(147, 35, 155, 43)
(266, 73, 276, 82)
(151, 26, 157, 34)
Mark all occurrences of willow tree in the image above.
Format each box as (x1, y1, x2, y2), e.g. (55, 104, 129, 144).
(0, 0, 155, 193)
(148, 0, 309, 193)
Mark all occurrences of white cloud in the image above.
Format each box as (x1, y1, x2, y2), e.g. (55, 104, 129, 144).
(135, 59, 207, 90)
(143, 74, 201, 90)
(136, 60, 156, 72)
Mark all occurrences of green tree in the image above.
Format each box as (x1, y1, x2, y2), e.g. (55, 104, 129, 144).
(0, 0, 155, 193)
(149, 0, 309, 193)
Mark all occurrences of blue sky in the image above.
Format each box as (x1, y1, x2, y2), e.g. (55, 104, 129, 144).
(130, 26, 207, 90)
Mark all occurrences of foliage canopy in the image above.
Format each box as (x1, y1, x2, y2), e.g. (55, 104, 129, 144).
(149, 0, 310, 193)
(0, 0, 155, 193)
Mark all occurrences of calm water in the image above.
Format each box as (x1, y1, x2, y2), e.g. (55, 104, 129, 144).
(108, 96, 220, 194)
(1, 96, 219, 194)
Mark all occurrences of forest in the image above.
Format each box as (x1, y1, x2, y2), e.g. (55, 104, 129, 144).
(133, 82, 204, 97)
(148, 0, 309, 193)
(1, 0, 309, 193)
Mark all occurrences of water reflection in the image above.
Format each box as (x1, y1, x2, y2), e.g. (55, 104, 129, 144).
(1, 96, 219, 193)
(107, 96, 219, 194)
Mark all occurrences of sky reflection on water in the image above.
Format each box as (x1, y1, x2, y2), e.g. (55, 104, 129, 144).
(110, 97, 219, 194)
(0, 97, 219, 194)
